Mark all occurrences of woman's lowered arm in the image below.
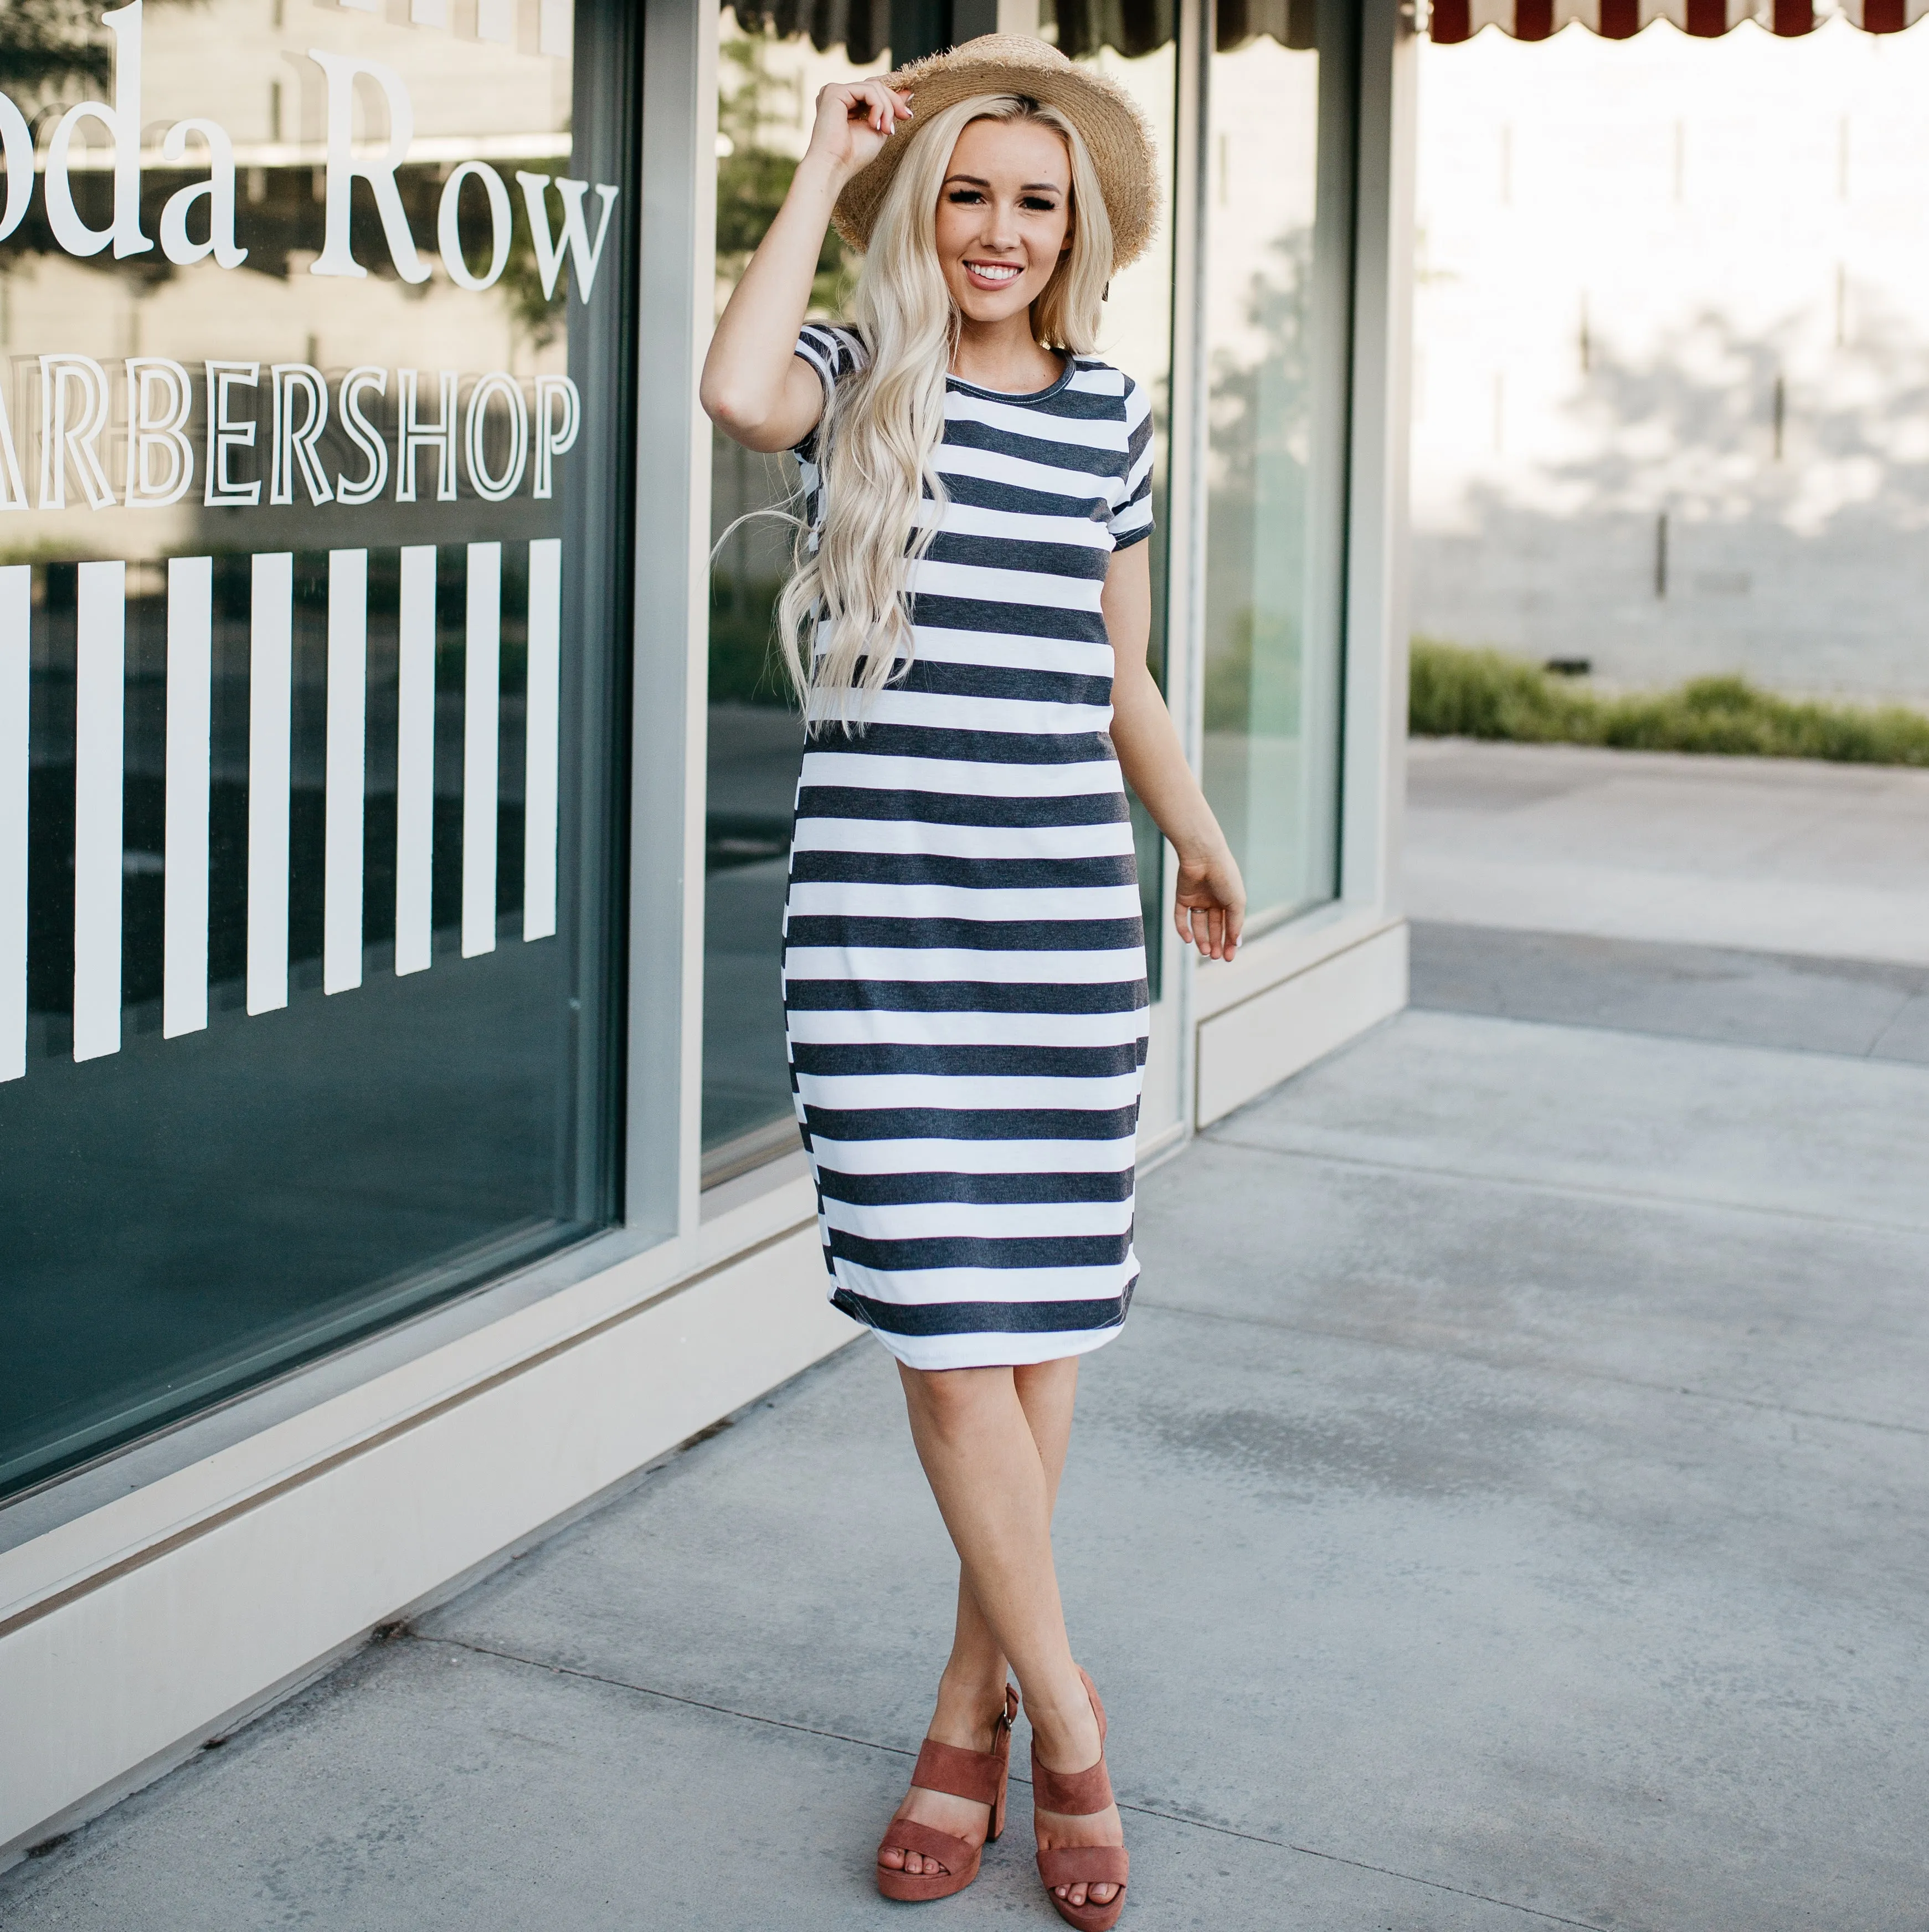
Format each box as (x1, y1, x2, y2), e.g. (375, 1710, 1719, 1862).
(1103, 539, 1246, 962)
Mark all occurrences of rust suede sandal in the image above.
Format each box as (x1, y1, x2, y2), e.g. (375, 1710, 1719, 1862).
(875, 1683, 1020, 1902)
(1031, 1667, 1130, 1930)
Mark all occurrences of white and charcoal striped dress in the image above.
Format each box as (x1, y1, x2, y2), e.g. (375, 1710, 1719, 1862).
(783, 323, 1153, 1371)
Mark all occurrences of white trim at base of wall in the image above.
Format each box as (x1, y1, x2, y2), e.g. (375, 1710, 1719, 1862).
(0, 1227, 857, 1870)
(1195, 918, 1410, 1126)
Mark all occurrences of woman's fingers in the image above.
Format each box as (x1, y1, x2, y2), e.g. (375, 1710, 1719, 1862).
(1174, 888, 1243, 960)
(810, 81, 912, 163)
(837, 78, 911, 133)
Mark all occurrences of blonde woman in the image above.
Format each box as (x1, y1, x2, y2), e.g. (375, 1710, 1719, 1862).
(701, 36, 1243, 1926)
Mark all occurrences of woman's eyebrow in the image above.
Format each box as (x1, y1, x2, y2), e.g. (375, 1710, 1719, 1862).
(940, 172, 1065, 193)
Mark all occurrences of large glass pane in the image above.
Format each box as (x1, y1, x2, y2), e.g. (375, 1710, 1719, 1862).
(702, 5, 888, 1182)
(1203, 0, 1351, 924)
(1047, 0, 1179, 997)
(0, 3, 636, 1500)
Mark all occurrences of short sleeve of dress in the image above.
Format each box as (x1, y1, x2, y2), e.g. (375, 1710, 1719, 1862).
(1107, 374, 1154, 552)
(791, 323, 870, 462)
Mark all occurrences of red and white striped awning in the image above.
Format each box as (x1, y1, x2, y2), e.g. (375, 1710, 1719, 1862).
(1428, 0, 1929, 42)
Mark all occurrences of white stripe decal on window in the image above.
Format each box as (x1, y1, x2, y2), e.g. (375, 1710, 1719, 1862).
(462, 541, 501, 958)
(0, 565, 28, 1082)
(163, 555, 213, 1039)
(523, 536, 560, 942)
(395, 543, 437, 977)
(248, 552, 293, 1016)
(324, 548, 368, 995)
(73, 559, 125, 1063)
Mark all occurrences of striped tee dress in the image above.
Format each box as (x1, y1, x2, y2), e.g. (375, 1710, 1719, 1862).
(783, 323, 1154, 1373)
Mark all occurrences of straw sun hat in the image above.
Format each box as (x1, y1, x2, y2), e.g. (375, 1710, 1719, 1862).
(830, 34, 1158, 275)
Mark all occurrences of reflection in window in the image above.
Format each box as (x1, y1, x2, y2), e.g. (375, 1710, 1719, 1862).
(701, 9, 888, 1181)
(1202, 0, 1349, 926)
(0, 4, 634, 1499)
(1047, 0, 1177, 1000)
(699, 3, 1192, 1179)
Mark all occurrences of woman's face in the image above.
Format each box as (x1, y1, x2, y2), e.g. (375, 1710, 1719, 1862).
(933, 116, 1074, 326)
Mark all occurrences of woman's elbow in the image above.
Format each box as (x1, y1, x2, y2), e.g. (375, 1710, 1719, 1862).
(699, 372, 758, 438)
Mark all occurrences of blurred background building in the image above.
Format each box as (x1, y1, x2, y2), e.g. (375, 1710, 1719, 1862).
(1412, 12, 1929, 700)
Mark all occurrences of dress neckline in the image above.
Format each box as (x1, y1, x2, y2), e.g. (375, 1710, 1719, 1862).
(945, 353, 1076, 405)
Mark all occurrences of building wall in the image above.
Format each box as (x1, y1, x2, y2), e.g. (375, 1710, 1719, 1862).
(1412, 16, 1929, 701)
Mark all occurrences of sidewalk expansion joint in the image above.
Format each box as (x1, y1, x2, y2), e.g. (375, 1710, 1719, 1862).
(1131, 1294, 1929, 1440)
(1206, 1133, 1929, 1239)
(410, 1632, 1613, 1931)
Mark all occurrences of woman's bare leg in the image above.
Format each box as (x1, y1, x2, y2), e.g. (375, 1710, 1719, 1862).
(880, 1359, 1124, 1909)
(881, 1361, 1076, 1871)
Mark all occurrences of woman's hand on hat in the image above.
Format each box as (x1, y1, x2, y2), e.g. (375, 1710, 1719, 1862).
(803, 80, 913, 184)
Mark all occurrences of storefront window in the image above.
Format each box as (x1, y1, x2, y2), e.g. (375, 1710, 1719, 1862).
(1202, 0, 1351, 925)
(1047, 0, 1178, 995)
(701, 4, 887, 1181)
(701, 3, 1184, 1184)
(0, 2, 636, 1501)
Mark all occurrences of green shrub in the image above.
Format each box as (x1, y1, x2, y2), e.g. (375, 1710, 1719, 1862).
(1410, 639, 1929, 768)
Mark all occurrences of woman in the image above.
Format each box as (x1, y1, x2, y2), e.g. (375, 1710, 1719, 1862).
(700, 35, 1244, 1926)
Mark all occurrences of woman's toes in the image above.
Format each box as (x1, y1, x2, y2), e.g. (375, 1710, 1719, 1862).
(1068, 1882, 1088, 1906)
(1090, 1882, 1117, 1902)
(879, 1845, 904, 1871)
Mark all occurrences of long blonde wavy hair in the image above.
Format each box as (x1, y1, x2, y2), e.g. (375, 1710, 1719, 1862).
(776, 94, 1114, 723)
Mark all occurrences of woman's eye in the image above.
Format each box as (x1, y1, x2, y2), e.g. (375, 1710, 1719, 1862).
(1020, 197, 1058, 213)
(946, 189, 985, 204)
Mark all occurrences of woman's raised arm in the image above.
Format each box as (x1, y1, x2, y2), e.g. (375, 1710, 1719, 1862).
(699, 79, 912, 453)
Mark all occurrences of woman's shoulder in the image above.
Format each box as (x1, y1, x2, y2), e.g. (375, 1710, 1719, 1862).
(1066, 361, 1150, 440)
(1064, 357, 1153, 428)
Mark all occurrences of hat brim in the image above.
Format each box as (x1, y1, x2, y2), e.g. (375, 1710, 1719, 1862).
(829, 35, 1159, 276)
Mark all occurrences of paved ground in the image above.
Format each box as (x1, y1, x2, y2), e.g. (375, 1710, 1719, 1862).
(6, 995, 1927, 1930)
(7, 740, 1925, 1929)
(1406, 737, 1929, 964)
(1412, 923, 1929, 1064)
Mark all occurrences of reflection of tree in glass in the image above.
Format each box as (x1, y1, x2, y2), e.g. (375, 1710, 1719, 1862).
(0, 0, 119, 92)
(717, 27, 853, 316)
(1204, 225, 1311, 733)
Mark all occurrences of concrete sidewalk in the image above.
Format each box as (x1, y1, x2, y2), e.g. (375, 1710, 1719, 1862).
(1406, 737, 1929, 964)
(5, 1003, 1926, 1930)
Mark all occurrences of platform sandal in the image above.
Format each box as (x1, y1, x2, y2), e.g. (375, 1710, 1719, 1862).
(876, 1683, 1020, 1902)
(1031, 1666, 1130, 1930)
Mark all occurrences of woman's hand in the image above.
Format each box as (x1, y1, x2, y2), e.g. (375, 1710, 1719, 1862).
(1174, 843, 1245, 962)
(800, 79, 913, 188)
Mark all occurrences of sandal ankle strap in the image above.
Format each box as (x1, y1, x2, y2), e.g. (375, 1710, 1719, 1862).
(907, 1684, 1018, 1806)
(1031, 1748, 1114, 1817)
(911, 1735, 1004, 1805)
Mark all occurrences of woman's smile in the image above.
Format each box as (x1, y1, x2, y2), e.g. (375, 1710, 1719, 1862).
(964, 258, 1024, 287)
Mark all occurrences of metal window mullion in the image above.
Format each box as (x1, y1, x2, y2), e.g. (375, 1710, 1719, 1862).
(1170, 0, 1213, 1129)
(629, 0, 719, 1249)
